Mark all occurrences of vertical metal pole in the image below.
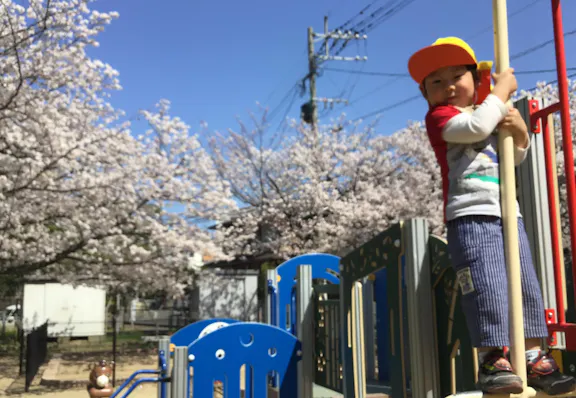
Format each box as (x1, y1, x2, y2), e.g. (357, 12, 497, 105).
(517, 98, 565, 345)
(550, 0, 576, 311)
(172, 347, 188, 398)
(297, 265, 313, 398)
(362, 277, 376, 380)
(493, 0, 527, 388)
(404, 219, 440, 398)
(545, 111, 568, 325)
(351, 281, 366, 398)
(307, 26, 318, 140)
(18, 323, 24, 375)
(112, 313, 117, 387)
(545, 107, 568, 319)
(158, 338, 171, 398)
(324, 16, 329, 58)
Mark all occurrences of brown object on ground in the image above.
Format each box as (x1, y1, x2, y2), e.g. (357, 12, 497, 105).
(87, 360, 115, 398)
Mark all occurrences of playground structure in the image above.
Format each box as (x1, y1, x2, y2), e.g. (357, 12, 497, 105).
(96, 140, 576, 398)
(90, 0, 576, 396)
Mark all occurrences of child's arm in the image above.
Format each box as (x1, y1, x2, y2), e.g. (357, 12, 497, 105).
(499, 107, 531, 165)
(441, 94, 509, 143)
(440, 68, 519, 144)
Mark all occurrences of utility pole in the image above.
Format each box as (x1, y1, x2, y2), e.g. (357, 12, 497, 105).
(302, 16, 368, 135)
(307, 26, 317, 132)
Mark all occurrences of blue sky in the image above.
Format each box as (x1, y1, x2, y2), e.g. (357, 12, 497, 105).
(89, 0, 576, 141)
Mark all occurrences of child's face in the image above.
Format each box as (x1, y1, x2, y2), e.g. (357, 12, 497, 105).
(423, 65, 476, 108)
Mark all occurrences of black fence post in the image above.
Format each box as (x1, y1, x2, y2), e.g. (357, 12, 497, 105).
(18, 326, 24, 376)
(112, 313, 117, 387)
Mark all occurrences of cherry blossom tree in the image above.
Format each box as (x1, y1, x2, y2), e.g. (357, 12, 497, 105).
(0, 1, 235, 294)
(209, 113, 443, 260)
(209, 77, 576, 261)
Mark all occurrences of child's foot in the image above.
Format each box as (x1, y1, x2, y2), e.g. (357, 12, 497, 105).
(477, 349, 523, 394)
(527, 351, 576, 395)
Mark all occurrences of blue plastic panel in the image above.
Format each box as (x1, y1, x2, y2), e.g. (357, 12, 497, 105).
(170, 318, 240, 347)
(276, 253, 340, 334)
(188, 322, 301, 398)
(374, 267, 390, 382)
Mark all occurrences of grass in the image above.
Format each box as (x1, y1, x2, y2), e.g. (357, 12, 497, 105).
(0, 328, 20, 354)
(1, 325, 177, 356)
(105, 330, 145, 343)
(49, 332, 156, 354)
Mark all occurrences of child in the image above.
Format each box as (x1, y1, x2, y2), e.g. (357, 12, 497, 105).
(408, 36, 575, 395)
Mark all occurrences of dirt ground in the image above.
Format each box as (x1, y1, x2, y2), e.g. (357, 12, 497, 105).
(0, 350, 349, 398)
(56, 352, 158, 381)
(0, 350, 160, 398)
(4, 384, 160, 398)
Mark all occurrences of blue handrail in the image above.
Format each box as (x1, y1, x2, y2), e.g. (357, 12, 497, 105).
(110, 369, 160, 398)
(115, 377, 170, 398)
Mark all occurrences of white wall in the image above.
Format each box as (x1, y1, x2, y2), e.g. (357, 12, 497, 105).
(23, 283, 106, 337)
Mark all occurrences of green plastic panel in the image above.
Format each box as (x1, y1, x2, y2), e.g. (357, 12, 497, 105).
(429, 234, 476, 395)
(340, 223, 407, 398)
(314, 284, 343, 392)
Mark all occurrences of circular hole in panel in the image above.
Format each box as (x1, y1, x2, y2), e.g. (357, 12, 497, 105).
(239, 333, 254, 347)
(268, 347, 277, 357)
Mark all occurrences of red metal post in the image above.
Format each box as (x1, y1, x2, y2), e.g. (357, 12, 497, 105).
(542, 115, 566, 324)
(545, 309, 558, 346)
(551, 0, 576, 313)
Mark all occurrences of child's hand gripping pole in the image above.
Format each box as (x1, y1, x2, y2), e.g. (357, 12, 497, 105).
(475, 61, 494, 105)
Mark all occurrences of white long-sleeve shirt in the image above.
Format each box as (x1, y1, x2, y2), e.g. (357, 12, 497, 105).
(425, 94, 530, 221)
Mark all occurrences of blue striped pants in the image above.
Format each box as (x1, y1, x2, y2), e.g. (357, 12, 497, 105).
(447, 215, 549, 347)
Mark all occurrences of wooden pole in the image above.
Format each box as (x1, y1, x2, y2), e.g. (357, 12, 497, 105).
(492, 0, 527, 391)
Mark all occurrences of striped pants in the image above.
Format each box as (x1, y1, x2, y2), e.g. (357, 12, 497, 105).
(447, 215, 549, 347)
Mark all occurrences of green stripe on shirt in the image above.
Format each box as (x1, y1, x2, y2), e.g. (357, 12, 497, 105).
(464, 173, 500, 184)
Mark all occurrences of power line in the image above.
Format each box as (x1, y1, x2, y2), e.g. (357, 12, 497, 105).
(273, 88, 300, 133)
(322, 66, 576, 77)
(267, 82, 302, 124)
(511, 28, 576, 60)
(326, 25, 576, 119)
(353, 94, 421, 121)
(524, 71, 576, 92)
(317, 0, 379, 55)
(313, 0, 416, 120)
(465, 0, 544, 41)
(341, 41, 368, 101)
(347, 76, 403, 106)
(328, 0, 416, 59)
(315, 0, 568, 122)
(352, 71, 576, 123)
(322, 66, 406, 77)
(264, 52, 306, 105)
(516, 67, 576, 75)
(307, 0, 574, 125)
